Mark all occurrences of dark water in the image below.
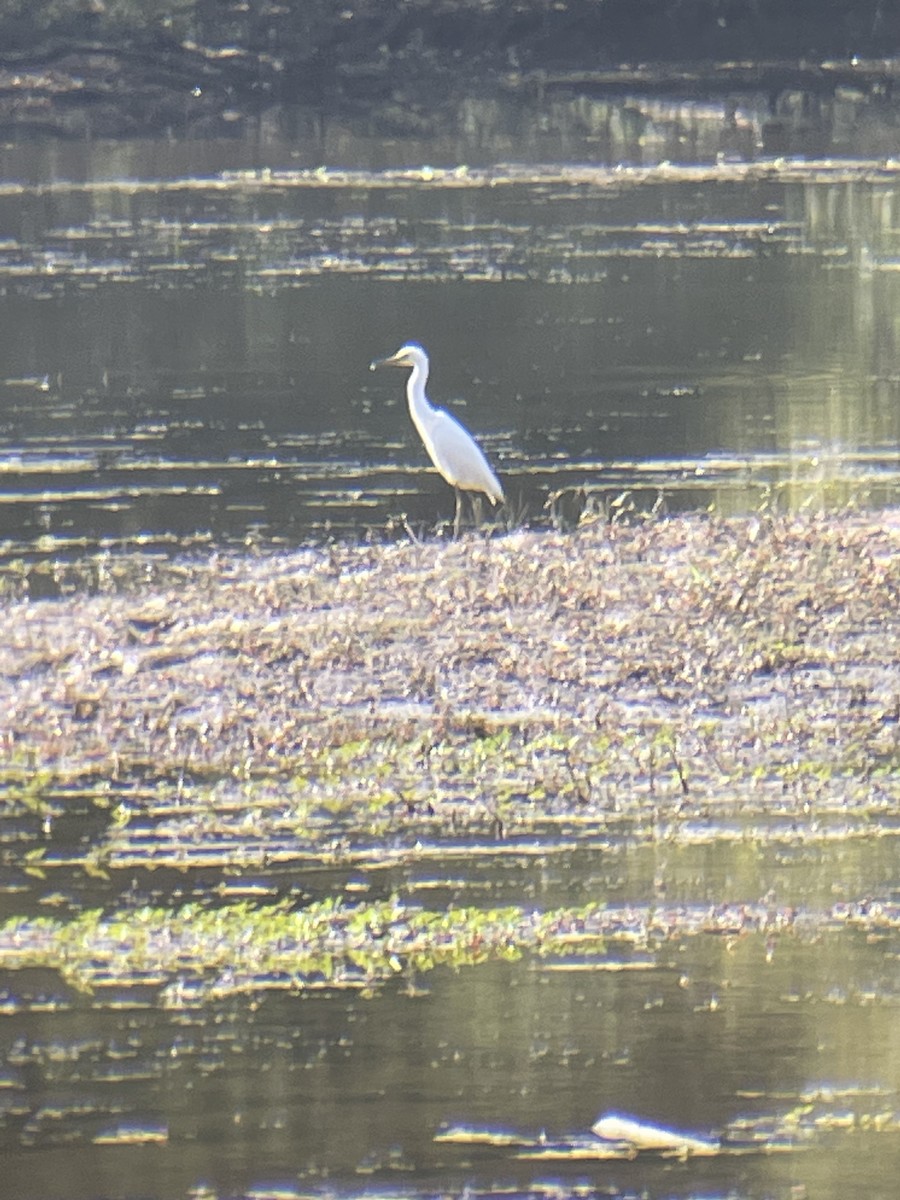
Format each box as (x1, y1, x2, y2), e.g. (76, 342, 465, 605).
(1, 132, 900, 1200)
(2, 839, 899, 1200)
(0, 146, 899, 576)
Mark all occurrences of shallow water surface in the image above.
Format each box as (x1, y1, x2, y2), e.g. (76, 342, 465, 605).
(0, 139, 899, 1200)
(0, 157, 899, 578)
(1, 841, 898, 1200)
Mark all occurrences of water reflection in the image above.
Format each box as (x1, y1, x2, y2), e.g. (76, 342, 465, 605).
(0, 160, 898, 573)
(1, 144, 900, 1200)
(2, 933, 898, 1200)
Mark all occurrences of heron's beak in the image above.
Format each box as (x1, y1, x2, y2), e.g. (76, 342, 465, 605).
(369, 351, 406, 371)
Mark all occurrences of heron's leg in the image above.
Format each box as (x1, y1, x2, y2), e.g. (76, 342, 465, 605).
(453, 487, 463, 538)
(471, 494, 485, 529)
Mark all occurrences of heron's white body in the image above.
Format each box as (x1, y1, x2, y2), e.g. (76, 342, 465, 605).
(371, 343, 504, 506)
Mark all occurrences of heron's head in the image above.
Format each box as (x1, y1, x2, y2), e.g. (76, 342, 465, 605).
(369, 342, 428, 373)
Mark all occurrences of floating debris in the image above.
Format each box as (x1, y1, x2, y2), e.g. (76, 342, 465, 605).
(437, 1093, 900, 1166)
(434, 1125, 535, 1147)
(516, 1136, 636, 1161)
(0, 895, 897, 1001)
(92, 1121, 168, 1146)
(592, 1112, 719, 1155)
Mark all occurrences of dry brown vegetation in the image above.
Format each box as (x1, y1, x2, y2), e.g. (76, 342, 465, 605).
(1, 507, 899, 1000)
(2, 508, 897, 844)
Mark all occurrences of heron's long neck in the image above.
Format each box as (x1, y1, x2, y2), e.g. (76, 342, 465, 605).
(406, 361, 434, 432)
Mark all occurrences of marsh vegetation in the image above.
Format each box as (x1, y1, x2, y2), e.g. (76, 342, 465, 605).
(1, 74, 899, 1198)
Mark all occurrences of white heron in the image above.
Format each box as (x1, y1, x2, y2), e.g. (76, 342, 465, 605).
(369, 342, 505, 535)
